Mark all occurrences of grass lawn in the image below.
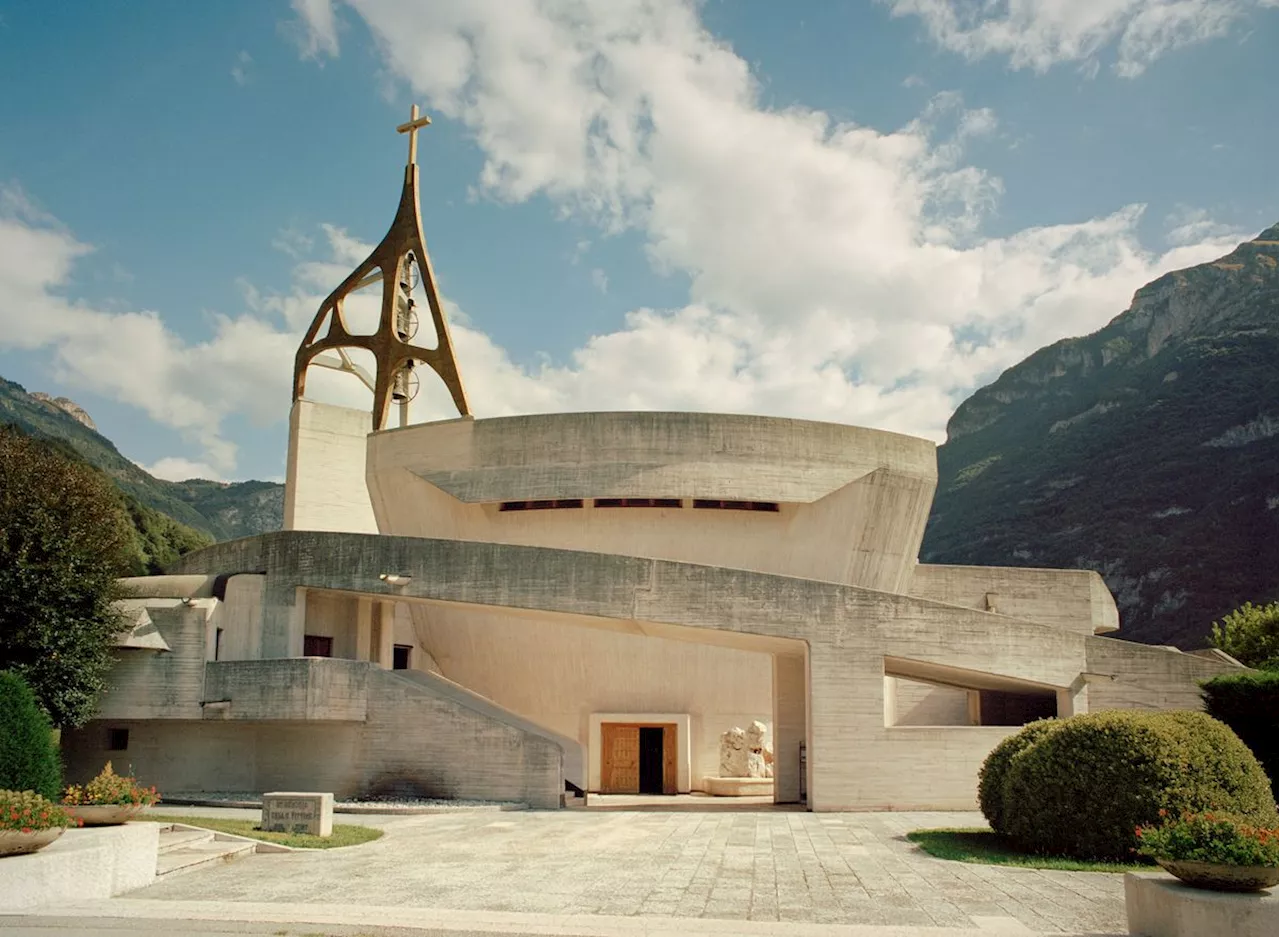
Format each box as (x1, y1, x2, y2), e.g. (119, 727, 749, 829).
(906, 828, 1151, 873)
(148, 813, 384, 849)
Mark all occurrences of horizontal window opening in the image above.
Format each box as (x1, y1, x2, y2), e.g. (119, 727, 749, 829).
(499, 499, 584, 511)
(693, 499, 779, 512)
(593, 498, 682, 508)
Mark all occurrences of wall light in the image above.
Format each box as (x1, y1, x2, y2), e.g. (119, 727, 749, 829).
(379, 573, 413, 587)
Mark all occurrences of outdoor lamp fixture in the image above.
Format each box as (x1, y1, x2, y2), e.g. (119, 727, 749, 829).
(379, 573, 413, 586)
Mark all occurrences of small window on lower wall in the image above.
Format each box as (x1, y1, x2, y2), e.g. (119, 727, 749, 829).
(393, 644, 412, 670)
(107, 728, 129, 751)
(593, 498, 682, 508)
(303, 635, 333, 658)
(977, 689, 1058, 726)
(693, 499, 779, 512)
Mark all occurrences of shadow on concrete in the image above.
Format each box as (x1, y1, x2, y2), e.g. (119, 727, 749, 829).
(581, 793, 805, 812)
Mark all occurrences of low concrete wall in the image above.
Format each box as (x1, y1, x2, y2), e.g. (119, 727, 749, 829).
(1124, 872, 1277, 937)
(0, 822, 159, 912)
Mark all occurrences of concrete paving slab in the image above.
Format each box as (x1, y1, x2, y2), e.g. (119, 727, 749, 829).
(92, 809, 1131, 933)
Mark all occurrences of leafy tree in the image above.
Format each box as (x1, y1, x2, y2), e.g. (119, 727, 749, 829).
(1210, 601, 1279, 670)
(0, 670, 62, 798)
(0, 425, 133, 728)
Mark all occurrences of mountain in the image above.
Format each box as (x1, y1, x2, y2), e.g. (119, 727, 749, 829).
(0, 376, 283, 541)
(922, 226, 1279, 649)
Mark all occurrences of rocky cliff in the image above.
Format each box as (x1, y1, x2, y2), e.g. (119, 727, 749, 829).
(923, 226, 1279, 648)
(0, 376, 283, 541)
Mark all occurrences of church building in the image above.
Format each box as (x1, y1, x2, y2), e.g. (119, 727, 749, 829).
(62, 108, 1236, 811)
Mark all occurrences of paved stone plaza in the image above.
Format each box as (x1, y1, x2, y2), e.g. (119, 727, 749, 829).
(110, 806, 1126, 935)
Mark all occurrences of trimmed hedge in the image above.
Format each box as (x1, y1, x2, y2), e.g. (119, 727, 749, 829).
(1001, 710, 1275, 861)
(977, 718, 1061, 835)
(0, 670, 62, 799)
(1201, 669, 1278, 798)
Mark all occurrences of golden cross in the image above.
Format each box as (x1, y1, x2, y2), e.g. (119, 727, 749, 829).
(396, 104, 431, 166)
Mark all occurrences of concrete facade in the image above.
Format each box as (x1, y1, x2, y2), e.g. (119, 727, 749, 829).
(66, 409, 1239, 811)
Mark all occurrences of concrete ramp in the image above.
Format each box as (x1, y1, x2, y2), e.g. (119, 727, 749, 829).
(363, 667, 574, 808)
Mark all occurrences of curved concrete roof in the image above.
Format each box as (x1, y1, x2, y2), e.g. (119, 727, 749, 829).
(370, 411, 936, 504)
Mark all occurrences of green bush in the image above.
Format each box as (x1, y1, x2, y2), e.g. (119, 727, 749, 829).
(0, 671, 62, 799)
(1210, 601, 1278, 670)
(1003, 710, 1276, 861)
(1136, 811, 1278, 867)
(977, 718, 1061, 835)
(1201, 669, 1278, 798)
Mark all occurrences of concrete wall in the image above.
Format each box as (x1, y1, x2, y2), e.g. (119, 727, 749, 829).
(65, 663, 564, 807)
(94, 602, 212, 721)
(284, 399, 378, 534)
(203, 659, 369, 721)
(409, 601, 772, 790)
(169, 532, 1237, 810)
(884, 676, 974, 726)
(366, 412, 937, 594)
(909, 564, 1119, 635)
(210, 574, 265, 661)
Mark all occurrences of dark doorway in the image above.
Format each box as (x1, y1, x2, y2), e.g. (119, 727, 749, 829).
(393, 644, 412, 670)
(638, 727, 665, 794)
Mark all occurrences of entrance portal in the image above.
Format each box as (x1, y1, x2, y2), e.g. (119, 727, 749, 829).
(600, 722, 676, 794)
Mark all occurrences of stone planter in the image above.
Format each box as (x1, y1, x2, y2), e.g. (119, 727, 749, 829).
(63, 804, 144, 826)
(0, 827, 64, 857)
(1156, 858, 1279, 893)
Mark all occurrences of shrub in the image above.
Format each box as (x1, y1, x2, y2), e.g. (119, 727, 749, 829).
(1002, 710, 1276, 861)
(0, 671, 62, 800)
(1209, 601, 1278, 670)
(1201, 669, 1278, 798)
(0, 790, 78, 833)
(977, 718, 1061, 835)
(1137, 811, 1279, 867)
(62, 762, 159, 807)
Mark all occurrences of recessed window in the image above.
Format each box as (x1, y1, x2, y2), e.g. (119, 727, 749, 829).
(693, 499, 779, 512)
(393, 645, 412, 670)
(593, 498, 682, 508)
(499, 499, 584, 511)
(107, 728, 129, 751)
(303, 635, 333, 658)
(214, 627, 224, 661)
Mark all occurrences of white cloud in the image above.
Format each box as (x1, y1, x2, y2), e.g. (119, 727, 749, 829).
(590, 268, 609, 293)
(141, 456, 226, 482)
(886, 0, 1270, 77)
(0, 1, 1255, 480)
(231, 50, 253, 86)
(287, 0, 341, 61)
(283, 0, 1246, 437)
(1165, 206, 1242, 245)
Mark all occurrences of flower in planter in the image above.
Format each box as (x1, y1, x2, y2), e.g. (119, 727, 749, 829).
(62, 762, 160, 808)
(1136, 811, 1278, 868)
(0, 790, 80, 833)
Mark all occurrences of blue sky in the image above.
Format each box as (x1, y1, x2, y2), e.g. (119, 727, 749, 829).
(0, 0, 1275, 482)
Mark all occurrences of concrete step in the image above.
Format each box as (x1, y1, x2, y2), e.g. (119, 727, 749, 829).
(155, 838, 256, 879)
(157, 827, 214, 853)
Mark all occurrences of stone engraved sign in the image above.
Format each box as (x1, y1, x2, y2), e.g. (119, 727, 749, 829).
(261, 791, 334, 837)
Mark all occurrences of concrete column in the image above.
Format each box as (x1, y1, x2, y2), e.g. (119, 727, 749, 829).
(374, 601, 395, 669)
(772, 653, 807, 804)
(1058, 675, 1089, 717)
(355, 597, 373, 662)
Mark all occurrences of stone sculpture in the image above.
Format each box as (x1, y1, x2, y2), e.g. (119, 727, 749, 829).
(719, 720, 773, 778)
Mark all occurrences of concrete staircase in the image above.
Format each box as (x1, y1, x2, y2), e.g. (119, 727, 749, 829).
(155, 824, 258, 879)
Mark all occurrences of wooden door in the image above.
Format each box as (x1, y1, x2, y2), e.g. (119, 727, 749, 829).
(601, 724, 640, 793)
(601, 722, 679, 794)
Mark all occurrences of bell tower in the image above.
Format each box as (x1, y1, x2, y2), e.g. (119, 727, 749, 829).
(292, 105, 471, 431)
(285, 105, 470, 533)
